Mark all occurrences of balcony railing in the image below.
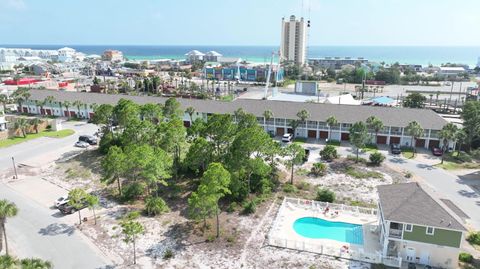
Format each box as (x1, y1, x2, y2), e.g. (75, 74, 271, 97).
(389, 229, 403, 239)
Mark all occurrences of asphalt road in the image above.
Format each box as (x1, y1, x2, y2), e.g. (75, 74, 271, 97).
(0, 120, 109, 268)
(0, 121, 98, 170)
(0, 183, 108, 269)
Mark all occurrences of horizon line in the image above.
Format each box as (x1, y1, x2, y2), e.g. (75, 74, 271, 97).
(1, 44, 480, 48)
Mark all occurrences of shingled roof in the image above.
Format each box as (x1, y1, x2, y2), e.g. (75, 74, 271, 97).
(28, 90, 448, 130)
(377, 183, 465, 231)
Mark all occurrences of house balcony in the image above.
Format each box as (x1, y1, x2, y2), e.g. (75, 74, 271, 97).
(389, 229, 403, 239)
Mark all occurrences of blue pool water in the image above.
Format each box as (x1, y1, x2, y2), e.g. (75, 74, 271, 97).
(293, 217, 364, 245)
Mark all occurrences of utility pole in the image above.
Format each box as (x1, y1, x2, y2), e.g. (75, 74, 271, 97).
(12, 157, 18, 179)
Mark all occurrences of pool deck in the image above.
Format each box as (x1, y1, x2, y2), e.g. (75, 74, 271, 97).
(268, 197, 384, 264)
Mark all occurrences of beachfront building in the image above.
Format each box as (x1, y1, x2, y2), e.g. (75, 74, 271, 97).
(185, 50, 205, 63)
(436, 67, 466, 78)
(103, 50, 124, 62)
(203, 66, 284, 82)
(58, 47, 77, 63)
(378, 183, 466, 269)
(25, 90, 449, 149)
(308, 57, 368, 70)
(204, 51, 223, 62)
(280, 15, 308, 66)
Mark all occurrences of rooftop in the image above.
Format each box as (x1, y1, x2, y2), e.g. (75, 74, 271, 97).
(377, 183, 465, 231)
(27, 90, 448, 129)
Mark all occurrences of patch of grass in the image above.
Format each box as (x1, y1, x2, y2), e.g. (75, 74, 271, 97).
(295, 180, 311, 191)
(296, 168, 309, 176)
(348, 199, 376, 208)
(0, 129, 75, 148)
(65, 165, 92, 180)
(401, 147, 415, 159)
(282, 183, 297, 193)
(220, 94, 234, 102)
(293, 137, 307, 143)
(345, 167, 383, 179)
(362, 143, 378, 152)
(326, 140, 341, 146)
(436, 152, 480, 170)
(346, 154, 368, 164)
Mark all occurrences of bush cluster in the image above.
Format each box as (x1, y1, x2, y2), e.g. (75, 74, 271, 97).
(315, 188, 335, 203)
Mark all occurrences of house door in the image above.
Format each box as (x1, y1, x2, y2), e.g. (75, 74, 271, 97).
(319, 131, 328, 139)
(405, 247, 416, 262)
(419, 251, 430, 265)
(276, 128, 285, 136)
(307, 130, 317, 138)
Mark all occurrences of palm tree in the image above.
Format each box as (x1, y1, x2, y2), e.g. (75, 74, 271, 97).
(326, 116, 338, 140)
(366, 116, 384, 144)
(0, 254, 18, 268)
(35, 100, 45, 116)
(20, 258, 52, 269)
(439, 123, 458, 164)
(0, 200, 18, 256)
(405, 121, 424, 157)
(455, 129, 467, 156)
(29, 118, 43, 134)
(289, 119, 300, 138)
(63, 101, 71, 118)
(14, 118, 29, 138)
(296, 109, 310, 138)
(72, 100, 84, 119)
(185, 106, 195, 124)
(0, 94, 8, 113)
(11, 88, 30, 113)
(43, 96, 55, 116)
(262, 109, 273, 131)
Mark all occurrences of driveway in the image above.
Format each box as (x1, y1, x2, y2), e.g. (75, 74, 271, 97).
(300, 140, 480, 230)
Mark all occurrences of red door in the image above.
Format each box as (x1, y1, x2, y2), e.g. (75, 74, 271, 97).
(276, 128, 285, 136)
(22, 107, 28, 113)
(89, 112, 95, 119)
(389, 136, 400, 144)
(341, 133, 350, 141)
(307, 130, 317, 138)
(415, 139, 425, 148)
(376, 136, 387, 144)
(46, 109, 52, 115)
(428, 140, 440, 149)
(64, 110, 69, 117)
(319, 131, 328, 139)
(70, 111, 76, 117)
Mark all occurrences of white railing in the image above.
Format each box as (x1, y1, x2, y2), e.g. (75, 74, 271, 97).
(284, 197, 378, 216)
(267, 197, 402, 268)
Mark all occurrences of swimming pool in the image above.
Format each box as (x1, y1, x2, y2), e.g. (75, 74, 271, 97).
(293, 217, 364, 245)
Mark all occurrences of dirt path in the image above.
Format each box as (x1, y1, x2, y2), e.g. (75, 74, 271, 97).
(239, 195, 278, 268)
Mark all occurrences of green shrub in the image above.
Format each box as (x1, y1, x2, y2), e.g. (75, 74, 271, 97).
(242, 200, 256, 215)
(346, 155, 368, 164)
(144, 196, 170, 216)
(470, 149, 480, 161)
(455, 152, 473, 163)
(459, 252, 473, 263)
(345, 167, 383, 179)
(320, 145, 338, 161)
(316, 188, 335, 202)
(364, 143, 378, 150)
(310, 162, 327, 176)
(295, 180, 311, 190)
(282, 183, 297, 193)
(293, 137, 307, 143)
(163, 249, 174, 260)
(369, 152, 386, 166)
(404, 171, 413, 178)
(226, 202, 237, 213)
(121, 182, 146, 202)
(467, 231, 480, 245)
(206, 234, 216, 242)
(326, 140, 341, 146)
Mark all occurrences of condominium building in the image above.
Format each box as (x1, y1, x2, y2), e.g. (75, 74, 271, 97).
(103, 50, 124, 62)
(280, 15, 307, 66)
(26, 90, 451, 150)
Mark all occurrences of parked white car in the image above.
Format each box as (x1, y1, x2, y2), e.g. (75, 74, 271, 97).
(282, 133, 293, 143)
(54, 195, 69, 208)
(75, 141, 90, 148)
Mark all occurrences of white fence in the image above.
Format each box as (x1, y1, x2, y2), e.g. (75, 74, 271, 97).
(267, 197, 402, 268)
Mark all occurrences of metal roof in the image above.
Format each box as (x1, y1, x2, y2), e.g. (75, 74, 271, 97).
(377, 183, 465, 231)
(28, 90, 447, 129)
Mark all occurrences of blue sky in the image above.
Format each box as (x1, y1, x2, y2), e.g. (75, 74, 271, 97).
(1, 0, 479, 46)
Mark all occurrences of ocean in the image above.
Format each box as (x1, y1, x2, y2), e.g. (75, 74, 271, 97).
(2, 45, 479, 67)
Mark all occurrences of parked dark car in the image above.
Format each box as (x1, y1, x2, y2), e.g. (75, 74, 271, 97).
(390, 144, 401, 155)
(431, 147, 443, 156)
(58, 200, 88, 214)
(407, 262, 416, 269)
(79, 135, 98, 145)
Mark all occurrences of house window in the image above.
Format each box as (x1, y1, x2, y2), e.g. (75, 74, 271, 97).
(426, 227, 435, 235)
(404, 224, 413, 232)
